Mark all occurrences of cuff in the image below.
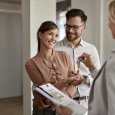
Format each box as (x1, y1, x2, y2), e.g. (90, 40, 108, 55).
(91, 68, 99, 78)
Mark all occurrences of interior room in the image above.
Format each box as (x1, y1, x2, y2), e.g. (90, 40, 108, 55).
(0, 0, 114, 115)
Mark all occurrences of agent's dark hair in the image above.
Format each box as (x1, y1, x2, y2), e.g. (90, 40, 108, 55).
(66, 9, 87, 23)
(37, 21, 58, 51)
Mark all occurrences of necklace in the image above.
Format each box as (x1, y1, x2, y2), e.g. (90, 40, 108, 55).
(42, 55, 62, 84)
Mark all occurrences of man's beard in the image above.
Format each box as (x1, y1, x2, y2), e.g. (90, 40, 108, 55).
(66, 32, 81, 41)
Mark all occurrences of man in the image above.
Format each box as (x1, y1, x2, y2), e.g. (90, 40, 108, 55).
(55, 9, 100, 109)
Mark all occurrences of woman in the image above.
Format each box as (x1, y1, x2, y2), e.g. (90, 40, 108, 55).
(56, 0, 115, 115)
(25, 21, 84, 115)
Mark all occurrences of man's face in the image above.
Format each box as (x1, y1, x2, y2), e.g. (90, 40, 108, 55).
(65, 16, 86, 41)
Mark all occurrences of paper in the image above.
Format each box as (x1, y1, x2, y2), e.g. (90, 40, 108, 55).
(34, 83, 87, 115)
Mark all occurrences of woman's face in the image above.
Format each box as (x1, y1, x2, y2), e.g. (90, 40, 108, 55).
(39, 29, 58, 49)
(108, 17, 115, 39)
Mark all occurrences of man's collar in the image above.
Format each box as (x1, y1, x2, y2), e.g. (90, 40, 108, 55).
(63, 37, 85, 47)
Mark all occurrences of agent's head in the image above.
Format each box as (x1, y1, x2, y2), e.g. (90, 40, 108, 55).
(108, 0, 115, 39)
(65, 9, 87, 41)
(37, 21, 58, 51)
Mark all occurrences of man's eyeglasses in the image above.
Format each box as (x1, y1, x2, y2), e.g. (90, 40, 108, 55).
(64, 24, 85, 31)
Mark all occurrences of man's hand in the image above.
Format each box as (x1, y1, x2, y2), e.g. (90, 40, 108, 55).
(78, 52, 96, 71)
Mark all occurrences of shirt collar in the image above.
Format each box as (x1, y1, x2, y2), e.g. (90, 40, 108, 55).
(63, 37, 85, 47)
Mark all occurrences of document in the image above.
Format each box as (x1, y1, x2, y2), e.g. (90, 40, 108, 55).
(33, 83, 87, 115)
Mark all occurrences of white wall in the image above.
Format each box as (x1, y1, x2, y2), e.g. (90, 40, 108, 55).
(0, 13, 22, 98)
(71, 0, 95, 44)
(22, 0, 56, 115)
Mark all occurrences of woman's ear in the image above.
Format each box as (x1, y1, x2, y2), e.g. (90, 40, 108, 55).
(38, 32, 42, 39)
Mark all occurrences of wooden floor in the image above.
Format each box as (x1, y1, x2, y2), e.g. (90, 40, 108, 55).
(0, 96, 23, 115)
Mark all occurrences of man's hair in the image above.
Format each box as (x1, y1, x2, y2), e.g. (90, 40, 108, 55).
(66, 9, 87, 23)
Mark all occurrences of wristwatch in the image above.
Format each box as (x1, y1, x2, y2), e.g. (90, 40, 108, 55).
(83, 75, 90, 86)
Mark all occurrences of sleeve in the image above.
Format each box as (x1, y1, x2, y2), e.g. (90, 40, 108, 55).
(91, 68, 99, 78)
(25, 59, 44, 86)
(91, 46, 101, 72)
(106, 57, 115, 114)
(25, 59, 52, 108)
(72, 111, 87, 115)
(87, 46, 101, 86)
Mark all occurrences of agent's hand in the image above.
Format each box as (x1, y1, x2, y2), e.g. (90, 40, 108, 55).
(78, 52, 96, 71)
(56, 105, 72, 115)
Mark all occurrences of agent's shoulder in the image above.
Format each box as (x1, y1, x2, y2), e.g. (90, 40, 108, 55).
(106, 49, 115, 67)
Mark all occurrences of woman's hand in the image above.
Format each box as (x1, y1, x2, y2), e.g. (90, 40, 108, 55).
(67, 74, 84, 86)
